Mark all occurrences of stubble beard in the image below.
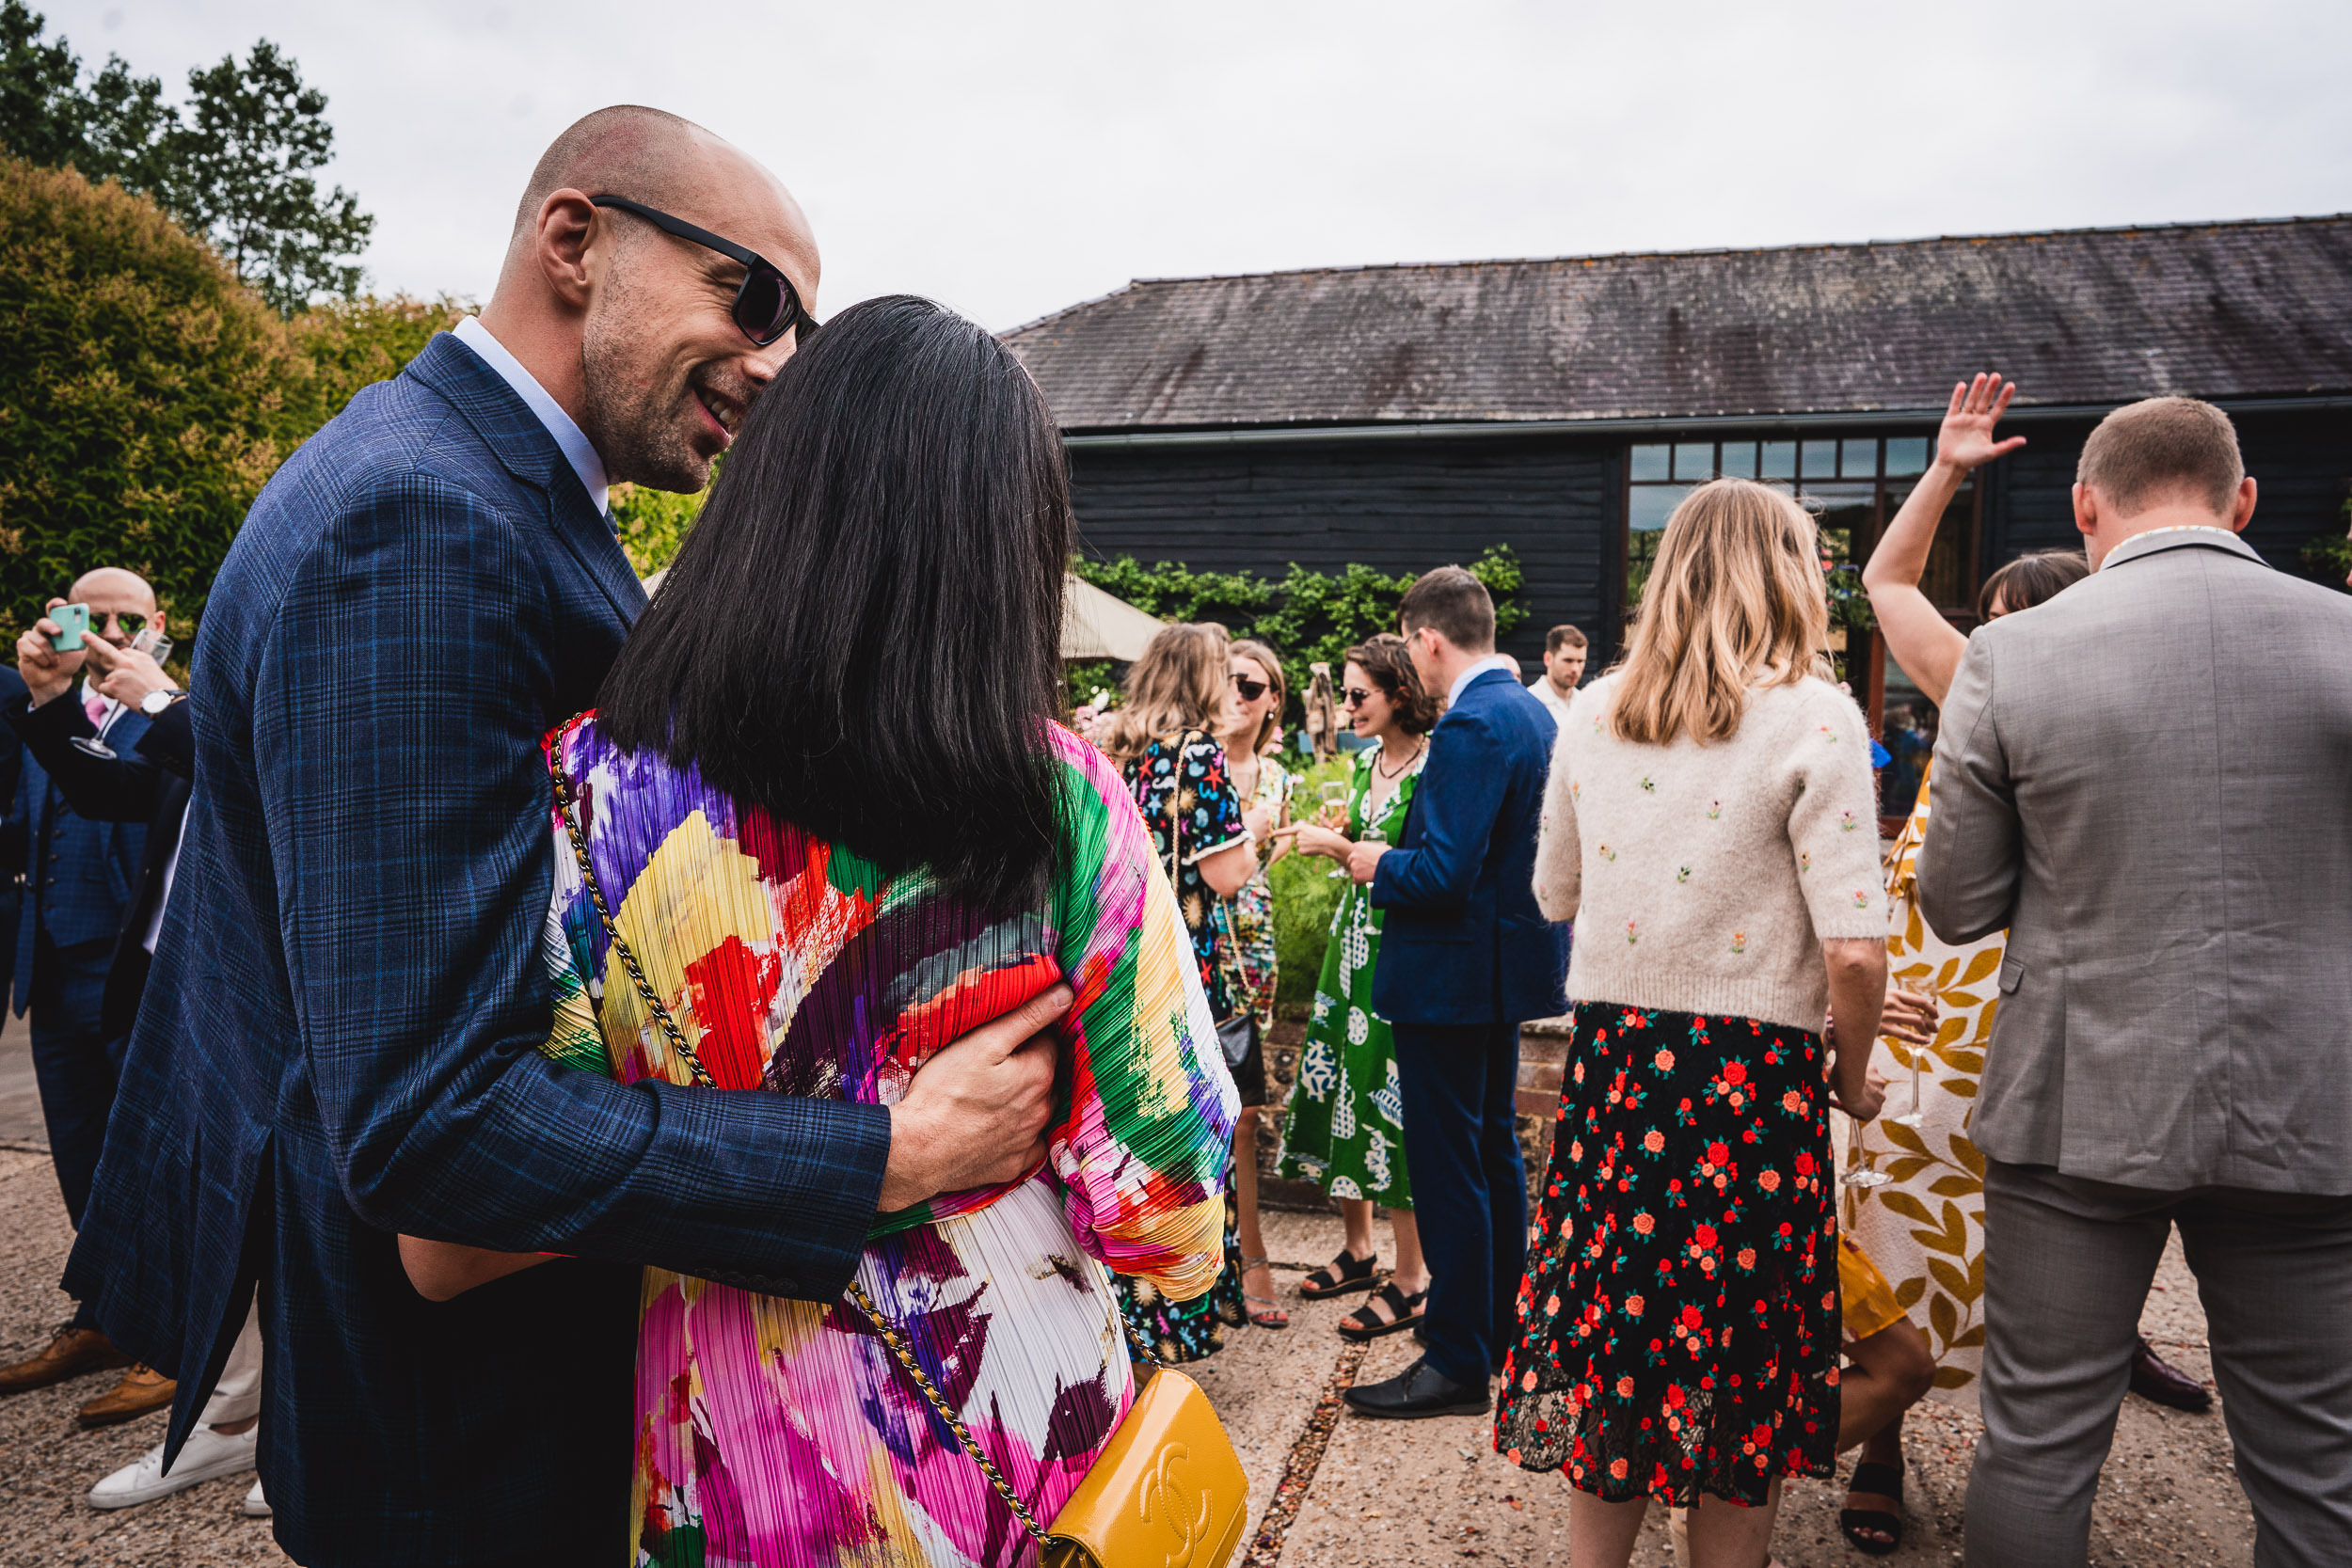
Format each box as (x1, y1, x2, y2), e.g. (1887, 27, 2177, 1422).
(579, 319, 714, 495)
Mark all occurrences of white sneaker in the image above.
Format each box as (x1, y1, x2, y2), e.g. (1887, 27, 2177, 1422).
(241, 1479, 271, 1517)
(87, 1424, 258, 1510)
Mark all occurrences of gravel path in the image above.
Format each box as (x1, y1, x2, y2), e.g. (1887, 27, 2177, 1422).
(0, 1150, 2255, 1566)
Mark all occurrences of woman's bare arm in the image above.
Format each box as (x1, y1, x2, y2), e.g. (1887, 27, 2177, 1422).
(1197, 838, 1257, 897)
(398, 1235, 552, 1302)
(1822, 937, 1890, 1121)
(1862, 372, 2026, 706)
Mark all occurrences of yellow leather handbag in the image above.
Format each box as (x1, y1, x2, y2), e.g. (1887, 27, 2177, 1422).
(553, 752, 1248, 1568)
(846, 1277, 1247, 1568)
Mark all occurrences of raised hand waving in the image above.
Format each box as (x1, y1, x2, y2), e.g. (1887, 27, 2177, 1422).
(1936, 372, 2029, 471)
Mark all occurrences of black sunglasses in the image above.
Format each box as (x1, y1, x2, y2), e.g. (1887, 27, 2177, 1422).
(1342, 687, 1376, 708)
(1230, 673, 1269, 701)
(589, 196, 815, 347)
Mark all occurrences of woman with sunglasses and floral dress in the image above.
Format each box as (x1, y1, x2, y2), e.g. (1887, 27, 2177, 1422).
(1097, 623, 1264, 1361)
(1214, 639, 1297, 1330)
(1276, 635, 1439, 1341)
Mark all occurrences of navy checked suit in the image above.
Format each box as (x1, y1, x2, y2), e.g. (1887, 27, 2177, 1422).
(1370, 666, 1569, 1387)
(67, 334, 895, 1566)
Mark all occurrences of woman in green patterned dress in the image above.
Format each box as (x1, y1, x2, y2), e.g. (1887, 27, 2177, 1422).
(1275, 635, 1440, 1340)
(1216, 639, 1297, 1329)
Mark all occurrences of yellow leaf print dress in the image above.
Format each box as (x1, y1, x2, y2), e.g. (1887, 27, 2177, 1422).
(1845, 764, 1995, 1402)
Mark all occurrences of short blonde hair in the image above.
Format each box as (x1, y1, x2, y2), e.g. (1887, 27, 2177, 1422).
(1612, 478, 1830, 746)
(1098, 623, 1231, 766)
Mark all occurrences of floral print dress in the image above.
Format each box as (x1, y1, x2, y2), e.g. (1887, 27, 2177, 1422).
(1210, 752, 1294, 1037)
(1495, 1004, 1841, 1507)
(1845, 763, 1994, 1402)
(1117, 731, 1252, 1360)
(1276, 749, 1422, 1209)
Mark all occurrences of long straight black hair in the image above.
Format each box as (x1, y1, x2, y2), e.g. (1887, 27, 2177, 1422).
(596, 294, 1074, 911)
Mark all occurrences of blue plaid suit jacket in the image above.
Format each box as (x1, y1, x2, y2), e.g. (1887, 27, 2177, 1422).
(67, 334, 894, 1566)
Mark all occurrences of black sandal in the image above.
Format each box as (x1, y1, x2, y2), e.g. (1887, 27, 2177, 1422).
(1839, 1458, 1905, 1556)
(1297, 1248, 1378, 1300)
(1337, 1281, 1427, 1342)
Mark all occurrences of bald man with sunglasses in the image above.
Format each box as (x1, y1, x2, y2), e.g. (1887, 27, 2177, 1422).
(66, 106, 1065, 1567)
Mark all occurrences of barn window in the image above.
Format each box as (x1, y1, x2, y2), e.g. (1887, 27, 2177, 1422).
(1623, 436, 1982, 777)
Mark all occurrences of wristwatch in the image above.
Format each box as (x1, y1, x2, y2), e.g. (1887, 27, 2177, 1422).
(139, 687, 182, 717)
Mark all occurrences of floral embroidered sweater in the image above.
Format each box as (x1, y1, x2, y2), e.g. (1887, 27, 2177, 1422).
(1534, 672, 1889, 1033)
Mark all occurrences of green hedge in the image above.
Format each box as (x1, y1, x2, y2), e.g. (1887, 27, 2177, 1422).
(0, 153, 459, 639)
(1073, 546, 1524, 708)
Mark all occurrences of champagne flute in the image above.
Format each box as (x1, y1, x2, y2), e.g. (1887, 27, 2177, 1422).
(1319, 781, 1350, 879)
(1841, 1115, 1891, 1190)
(1892, 1043, 1927, 1130)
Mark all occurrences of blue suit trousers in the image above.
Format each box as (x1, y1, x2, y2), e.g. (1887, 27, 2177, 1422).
(29, 933, 124, 1323)
(1393, 1019, 1527, 1387)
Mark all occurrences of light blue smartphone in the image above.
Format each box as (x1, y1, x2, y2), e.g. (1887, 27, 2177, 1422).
(47, 602, 90, 652)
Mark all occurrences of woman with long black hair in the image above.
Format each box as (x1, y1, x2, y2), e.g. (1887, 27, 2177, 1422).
(400, 296, 1236, 1567)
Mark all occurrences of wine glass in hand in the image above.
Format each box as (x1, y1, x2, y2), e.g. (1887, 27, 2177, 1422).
(1318, 781, 1350, 878)
(1879, 983, 1939, 1130)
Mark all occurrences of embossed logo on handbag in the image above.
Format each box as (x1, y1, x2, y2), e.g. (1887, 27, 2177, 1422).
(1138, 1442, 1216, 1564)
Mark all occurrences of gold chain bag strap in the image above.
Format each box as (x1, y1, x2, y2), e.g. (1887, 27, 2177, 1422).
(549, 742, 1247, 1568)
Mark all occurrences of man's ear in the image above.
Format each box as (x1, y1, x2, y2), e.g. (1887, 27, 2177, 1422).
(2228, 475, 2258, 534)
(532, 189, 601, 313)
(2072, 482, 2098, 541)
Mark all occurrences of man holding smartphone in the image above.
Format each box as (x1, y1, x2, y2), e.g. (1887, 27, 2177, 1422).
(0, 570, 162, 1407)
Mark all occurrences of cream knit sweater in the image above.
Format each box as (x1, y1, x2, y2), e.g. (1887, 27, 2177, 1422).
(1534, 672, 1889, 1034)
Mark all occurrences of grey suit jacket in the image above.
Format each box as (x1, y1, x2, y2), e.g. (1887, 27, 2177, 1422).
(1918, 529, 2352, 1193)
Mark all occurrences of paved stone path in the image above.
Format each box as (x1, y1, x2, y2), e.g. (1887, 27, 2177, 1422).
(0, 1149, 2256, 1566)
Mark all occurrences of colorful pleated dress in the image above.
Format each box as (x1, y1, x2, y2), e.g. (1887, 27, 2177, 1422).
(539, 715, 1237, 1568)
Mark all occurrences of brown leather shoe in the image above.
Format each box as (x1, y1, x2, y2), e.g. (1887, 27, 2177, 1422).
(0, 1323, 134, 1395)
(2131, 1336, 2214, 1414)
(78, 1364, 177, 1428)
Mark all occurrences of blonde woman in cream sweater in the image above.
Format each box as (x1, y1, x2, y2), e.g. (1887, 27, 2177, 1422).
(1494, 477, 1890, 1568)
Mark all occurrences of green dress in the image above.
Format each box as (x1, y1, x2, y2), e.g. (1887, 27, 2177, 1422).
(1277, 749, 1422, 1209)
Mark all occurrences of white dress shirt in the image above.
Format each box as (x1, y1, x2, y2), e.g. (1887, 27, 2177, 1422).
(1526, 676, 1577, 723)
(452, 315, 610, 517)
(1447, 654, 1520, 708)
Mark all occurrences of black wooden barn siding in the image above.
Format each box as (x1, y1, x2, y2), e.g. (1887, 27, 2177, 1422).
(1987, 407, 2352, 572)
(1066, 434, 1619, 668)
(1064, 405, 2349, 675)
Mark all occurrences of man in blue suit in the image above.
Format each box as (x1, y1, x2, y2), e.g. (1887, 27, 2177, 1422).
(1343, 567, 1569, 1420)
(0, 571, 154, 1406)
(66, 106, 1062, 1567)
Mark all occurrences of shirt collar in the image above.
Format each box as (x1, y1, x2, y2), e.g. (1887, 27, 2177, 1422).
(1447, 654, 1518, 707)
(453, 315, 610, 518)
(2098, 524, 2248, 572)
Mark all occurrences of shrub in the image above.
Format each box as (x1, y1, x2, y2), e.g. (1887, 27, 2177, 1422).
(1071, 546, 1526, 722)
(0, 154, 459, 638)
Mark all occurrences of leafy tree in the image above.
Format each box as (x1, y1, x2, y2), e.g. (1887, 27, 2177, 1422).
(0, 0, 174, 190)
(0, 4, 371, 314)
(169, 40, 372, 314)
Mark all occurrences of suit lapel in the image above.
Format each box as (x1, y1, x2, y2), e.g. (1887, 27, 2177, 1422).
(405, 333, 648, 628)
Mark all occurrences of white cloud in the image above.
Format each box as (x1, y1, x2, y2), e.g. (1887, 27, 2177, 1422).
(42, 0, 2352, 329)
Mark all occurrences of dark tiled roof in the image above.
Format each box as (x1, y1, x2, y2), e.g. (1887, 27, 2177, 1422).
(1003, 216, 2352, 431)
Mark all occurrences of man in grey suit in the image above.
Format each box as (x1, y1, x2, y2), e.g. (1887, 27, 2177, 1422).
(1920, 396, 2352, 1567)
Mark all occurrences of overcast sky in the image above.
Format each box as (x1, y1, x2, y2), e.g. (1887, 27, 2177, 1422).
(40, 0, 2352, 331)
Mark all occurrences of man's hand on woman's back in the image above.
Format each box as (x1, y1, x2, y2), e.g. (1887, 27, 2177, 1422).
(878, 982, 1072, 1213)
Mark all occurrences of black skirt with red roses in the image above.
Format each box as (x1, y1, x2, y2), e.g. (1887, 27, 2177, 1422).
(1494, 1001, 1840, 1507)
